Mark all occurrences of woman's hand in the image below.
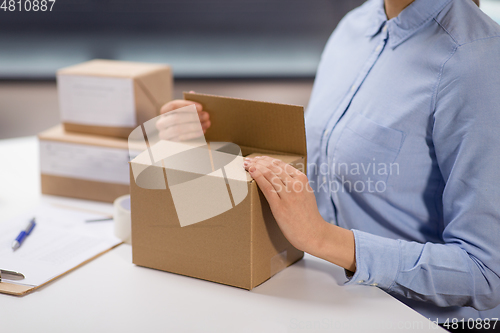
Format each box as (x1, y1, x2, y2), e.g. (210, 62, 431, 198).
(243, 156, 324, 252)
(156, 98, 211, 141)
(243, 156, 356, 272)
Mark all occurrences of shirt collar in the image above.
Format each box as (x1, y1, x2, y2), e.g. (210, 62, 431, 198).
(366, 0, 452, 48)
(365, 0, 388, 38)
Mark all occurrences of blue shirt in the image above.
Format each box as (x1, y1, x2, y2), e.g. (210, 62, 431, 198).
(306, 0, 500, 321)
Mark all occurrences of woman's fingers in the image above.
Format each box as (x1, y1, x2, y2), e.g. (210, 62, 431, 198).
(244, 156, 310, 195)
(201, 120, 211, 132)
(160, 100, 203, 114)
(156, 111, 198, 129)
(246, 163, 286, 199)
(255, 158, 293, 188)
(266, 157, 303, 178)
(198, 111, 209, 122)
(157, 101, 211, 138)
(158, 122, 204, 141)
(245, 156, 299, 182)
(157, 110, 209, 127)
(248, 165, 281, 204)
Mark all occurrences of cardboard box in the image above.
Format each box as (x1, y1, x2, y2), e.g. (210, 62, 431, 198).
(39, 125, 142, 203)
(57, 59, 173, 139)
(130, 92, 307, 290)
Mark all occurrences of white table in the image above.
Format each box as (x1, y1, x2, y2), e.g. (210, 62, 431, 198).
(0, 136, 445, 333)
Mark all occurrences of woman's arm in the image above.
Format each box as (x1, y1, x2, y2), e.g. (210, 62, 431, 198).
(246, 38, 500, 310)
(244, 156, 356, 272)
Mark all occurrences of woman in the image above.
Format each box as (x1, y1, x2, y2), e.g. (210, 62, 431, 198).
(160, 0, 500, 328)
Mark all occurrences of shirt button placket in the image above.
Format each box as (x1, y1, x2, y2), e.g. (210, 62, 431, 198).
(323, 22, 389, 152)
(319, 22, 390, 224)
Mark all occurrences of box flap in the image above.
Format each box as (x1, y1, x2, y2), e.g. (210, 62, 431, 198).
(184, 92, 307, 157)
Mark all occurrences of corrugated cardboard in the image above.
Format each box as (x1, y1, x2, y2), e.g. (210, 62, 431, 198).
(130, 93, 307, 290)
(39, 125, 141, 203)
(184, 92, 307, 158)
(57, 59, 173, 138)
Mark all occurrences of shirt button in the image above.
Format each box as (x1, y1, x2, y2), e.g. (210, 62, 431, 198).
(330, 220, 335, 224)
(370, 283, 378, 286)
(324, 130, 329, 137)
(350, 85, 356, 92)
(322, 176, 327, 183)
(383, 25, 388, 33)
(375, 45, 382, 52)
(357, 280, 365, 284)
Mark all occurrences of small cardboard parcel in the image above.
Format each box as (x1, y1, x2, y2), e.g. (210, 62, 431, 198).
(57, 59, 173, 139)
(39, 125, 142, 203)
(130, 92, 307, 290)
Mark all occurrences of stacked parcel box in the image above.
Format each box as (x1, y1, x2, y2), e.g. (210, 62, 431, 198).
(38, 59, 173, 202)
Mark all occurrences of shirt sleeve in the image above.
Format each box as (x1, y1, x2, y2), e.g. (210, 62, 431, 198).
(345, 37, 500, 310)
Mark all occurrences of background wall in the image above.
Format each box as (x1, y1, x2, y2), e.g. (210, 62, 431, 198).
(0, 0, 365, 79)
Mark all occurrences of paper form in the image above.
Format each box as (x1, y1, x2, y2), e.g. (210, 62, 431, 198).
(0, 204, 121, 287)
(39, 140, 132, 185)
(57, 75, 136, 127)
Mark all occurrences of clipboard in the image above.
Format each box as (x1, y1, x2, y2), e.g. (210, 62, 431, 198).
(0, 204, 123, 297)
(0, 243, 121, 296)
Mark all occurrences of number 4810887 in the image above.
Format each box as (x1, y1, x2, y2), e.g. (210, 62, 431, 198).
(1, 0, 56, 11)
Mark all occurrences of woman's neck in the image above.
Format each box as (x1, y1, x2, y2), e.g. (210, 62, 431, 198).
(384, 0, 415, 19)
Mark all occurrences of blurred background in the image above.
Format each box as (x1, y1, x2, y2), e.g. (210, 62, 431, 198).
(1, 0, 499, 139)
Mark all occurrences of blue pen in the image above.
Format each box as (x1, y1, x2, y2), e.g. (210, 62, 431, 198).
(11, 218, 36, 251)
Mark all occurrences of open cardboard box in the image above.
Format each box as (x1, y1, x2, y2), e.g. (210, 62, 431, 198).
(57, 59, 173, 139)
(130, 92, 307, 290)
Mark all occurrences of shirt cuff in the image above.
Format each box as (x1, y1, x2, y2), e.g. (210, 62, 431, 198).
(344, 229, 401, 290)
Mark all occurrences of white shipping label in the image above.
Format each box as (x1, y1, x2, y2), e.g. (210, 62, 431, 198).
(40, 141, 138, 185)
(57, 75, 136, 127)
